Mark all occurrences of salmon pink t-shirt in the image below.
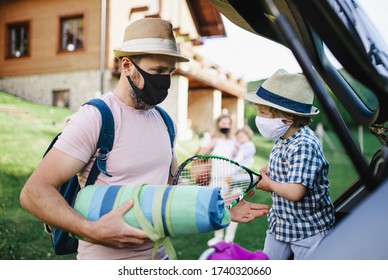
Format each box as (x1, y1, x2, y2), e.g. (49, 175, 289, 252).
(54, 91, 174, 260)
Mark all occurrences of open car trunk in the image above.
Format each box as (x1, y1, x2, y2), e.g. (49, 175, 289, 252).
(210, 0, 388, 259)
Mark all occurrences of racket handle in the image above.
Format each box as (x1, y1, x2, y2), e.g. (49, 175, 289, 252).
(226, 188, 256, 209)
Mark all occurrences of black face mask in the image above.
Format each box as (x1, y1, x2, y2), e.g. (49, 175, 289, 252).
(127, 59, 171, 105)
(219, 127, 230, 134)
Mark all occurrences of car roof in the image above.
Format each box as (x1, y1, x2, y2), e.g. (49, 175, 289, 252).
(211, 0, 387, 191)
(211, 0, 388, 125)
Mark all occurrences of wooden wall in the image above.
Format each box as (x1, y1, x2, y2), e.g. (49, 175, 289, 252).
(0, 0, 102, 77)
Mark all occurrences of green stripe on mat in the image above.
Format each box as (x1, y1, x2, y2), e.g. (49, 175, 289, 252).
(165, 186, 177, 237)
(120, 185, 141, 229)
(74, 185, 98, 219)
(169, 186, 199, 235)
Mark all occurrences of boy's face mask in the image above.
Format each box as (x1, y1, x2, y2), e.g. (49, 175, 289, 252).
(255, 116, 291, 140)
(127, 59, 171, 106)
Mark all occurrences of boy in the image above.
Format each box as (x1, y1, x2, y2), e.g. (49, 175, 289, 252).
(246, 69, 335, 260)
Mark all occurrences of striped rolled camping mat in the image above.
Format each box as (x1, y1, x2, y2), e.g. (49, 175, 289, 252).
(73, 184, 231, 259)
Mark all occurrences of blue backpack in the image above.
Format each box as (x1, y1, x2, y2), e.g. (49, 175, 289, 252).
(43, 98, 175, 255)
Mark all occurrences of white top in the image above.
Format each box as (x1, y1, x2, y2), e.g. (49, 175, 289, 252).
(233, 141, 256, 167)
(200, 133, 236, 159)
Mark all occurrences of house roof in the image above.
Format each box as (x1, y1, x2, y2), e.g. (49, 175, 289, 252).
(186, 0, 226, 38)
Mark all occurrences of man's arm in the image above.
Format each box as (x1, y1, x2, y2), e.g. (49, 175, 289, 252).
(167, 156, 178, 184)
(20, 148, 148, 248)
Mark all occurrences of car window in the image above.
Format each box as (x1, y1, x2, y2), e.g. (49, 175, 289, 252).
(328, 0, 388, 78)
(324, 45, 378, 111)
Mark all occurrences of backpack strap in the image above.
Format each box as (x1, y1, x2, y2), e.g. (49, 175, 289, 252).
(155, 106, 175, 149)
(155, 106, 176, 177)
(83, 99, 115, 186)
(81, 103, 171, 186)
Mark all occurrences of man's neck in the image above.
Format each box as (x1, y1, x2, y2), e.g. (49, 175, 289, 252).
(112, 78, 136, 108)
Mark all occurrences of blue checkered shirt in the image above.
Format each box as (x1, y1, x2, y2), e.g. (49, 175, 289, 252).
(267, 126, 335, 242)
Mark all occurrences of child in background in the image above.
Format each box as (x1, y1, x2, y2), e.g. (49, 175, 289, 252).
(232, 126, 256, 168)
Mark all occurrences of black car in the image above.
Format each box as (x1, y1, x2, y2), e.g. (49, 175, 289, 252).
(210, 0, 388, 259)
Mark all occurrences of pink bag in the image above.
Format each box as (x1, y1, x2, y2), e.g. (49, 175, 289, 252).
(199, 241, 269, 260)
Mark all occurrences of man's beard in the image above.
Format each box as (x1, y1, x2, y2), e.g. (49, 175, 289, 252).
(128, 87, 155, 110)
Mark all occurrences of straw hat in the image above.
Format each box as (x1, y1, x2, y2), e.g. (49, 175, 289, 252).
(113, 18, 189, 62)
(246, 69, 319, 116)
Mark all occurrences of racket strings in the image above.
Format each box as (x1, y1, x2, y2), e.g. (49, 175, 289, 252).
(177, 158, 251, 205)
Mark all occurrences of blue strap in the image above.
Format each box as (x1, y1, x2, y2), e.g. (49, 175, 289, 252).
(155, 106, 175, 177)
(84, 99, 115, 186)
(83, 103, 171, 186)
(256, 86, 312, 114)
(155, 106, 175, 149)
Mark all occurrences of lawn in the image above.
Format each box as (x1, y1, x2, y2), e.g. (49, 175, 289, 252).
(0, 91, 380, 259)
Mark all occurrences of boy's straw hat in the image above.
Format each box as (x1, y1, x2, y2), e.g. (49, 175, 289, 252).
(113, 18, 189, 62)
(246, 69, 319, 116)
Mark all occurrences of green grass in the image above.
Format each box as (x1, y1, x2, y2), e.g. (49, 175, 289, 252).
(0, 92, 75, 259)
(0, 91, 381, 260)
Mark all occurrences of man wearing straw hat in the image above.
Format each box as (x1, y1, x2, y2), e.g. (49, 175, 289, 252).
(248, 69, 335, 260)
(20, 18, 268, 260)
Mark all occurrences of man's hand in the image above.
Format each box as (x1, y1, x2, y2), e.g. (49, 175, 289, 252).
(229, 191, 269, 223)
(85, 200, 149, 248)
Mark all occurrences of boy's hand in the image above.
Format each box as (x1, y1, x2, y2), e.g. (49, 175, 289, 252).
(257, 163, 272, 192)
(260, 163, 269, 174)
(257, 171, 273, 192)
